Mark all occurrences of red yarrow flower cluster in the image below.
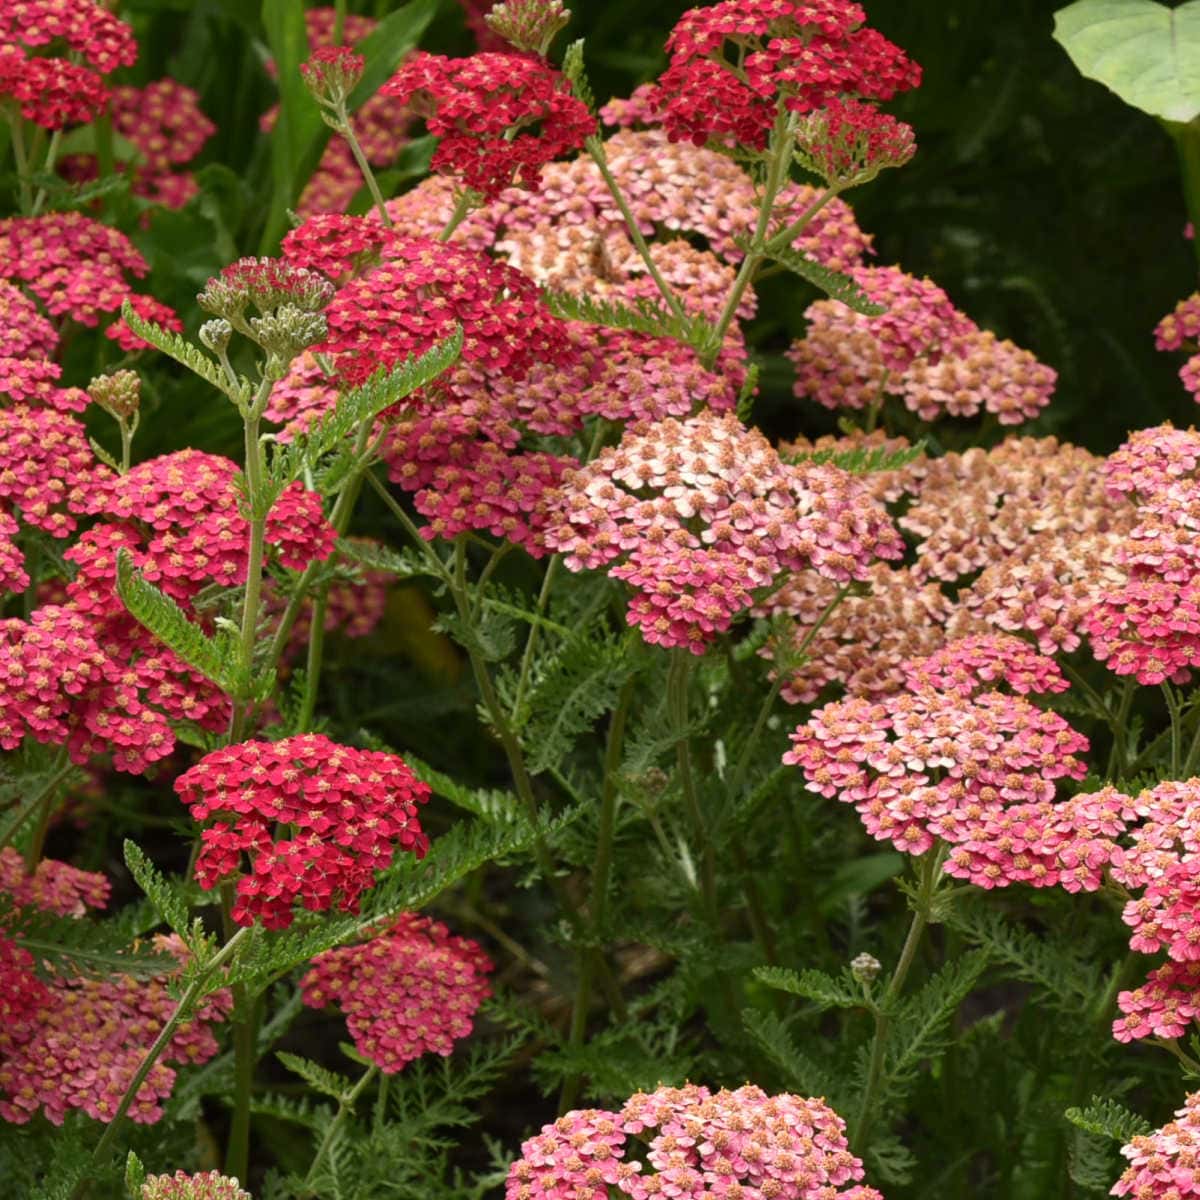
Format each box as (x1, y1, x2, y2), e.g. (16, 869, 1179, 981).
(301, 913, 493, 1072)
(0, 211, 148, 325)
(313, 233, 572, 387)
(506, 1082, 882, 1200)
(381, 51, 594, 198)
(1112, 1090, 1200, 1197)
(0, 935, 46, 1026)
(0, 0, 138, 74)
(785, 638, 1095, 887)
(650, 0, 919, 151)
(0, 45, 108, 128)
(141, 1173, 251, 1200)
(0, 935, 231, 1126)
(543, 410, 903, 652)
(175, 735, 431, 930)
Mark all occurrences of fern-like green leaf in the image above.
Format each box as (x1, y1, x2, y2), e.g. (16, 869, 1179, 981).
(541, 288, 715, 353)
(277, 1051, 356, 1102)
(1066, 1097, 1152, 1144)
(785, 440, 927, 474)
(337, 538, 442, 580)
(4, 903, 172, 980)
(405, 755, 523, 823)
(754, 965, 867, 1012)
(123, 839, 192, 939)
(754, 243, 885, 315)
(282, 328, 463, 481)
(742, 1009, 841, 1102)
(562, 39, 596, 113)
(115, 549, 236, 693)
(119, 298, 252, 405)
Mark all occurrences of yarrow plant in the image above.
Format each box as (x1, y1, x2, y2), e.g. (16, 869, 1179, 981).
(0, 2, 1195, 1199)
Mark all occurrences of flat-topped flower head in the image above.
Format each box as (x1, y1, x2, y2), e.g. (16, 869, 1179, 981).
(301, 914, 492, 1072)
(317, 235, 572, 387)
(0, 935, 231, 1126)
(175, 735, 430, 929)
(544, 410, 902, 652)
(506, 1082, 881, 1200)
(0, 211, 148, 326)
(141, 1173, 251, 1200)
(649, 0, 919, 151)
(794, 97, 916, 187)
(381, 51, 594, 198)
(1105, 424, 1200, 501)
(0, 846, 109, 916)
(901, 633, 1071, 697)
(0, 0, 138, 75)
(786, 638, 1092, 883)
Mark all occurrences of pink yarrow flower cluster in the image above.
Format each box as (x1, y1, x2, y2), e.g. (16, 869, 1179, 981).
(1156, 292, 1200, 405)
(174, 735, 431, 929)
(381, 51, 595, 198)
(301, 913, 492, 1072)
(785, 636, 1099, 889)
(649, 0, 919, 152)
(1085, 426, 1200, 684)
(140, 1173, 251, 1200)
(543, 410, 903, 652)
(1112, 1090, 1200, 1197)
(506, 1082, 882, 1200)
(789, 265, 1056, 425)
(0, 934, 231, 1125)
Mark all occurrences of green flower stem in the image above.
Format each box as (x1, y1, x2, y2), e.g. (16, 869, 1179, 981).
(303, 1063, 379, 1193)
(30, 127, 61, 217)
(333, 99, 392, 228)
(851, 845, 945, 1154)
(1107, 678, 1136, 779)
(293, 420, 377, 732)
(7, 113, 32, 213)
(560, 678, 635, 1112)
(373, 1072, 390, 1137)
(1163, 682, 1184, 776)
(704, 108, 798, 367)
(727, 584, 851, 806)
(72, 927, 252, 1199)
(1168, 118, 1200, 277)
(512, 554, 560, 718)
(1154, 1035, 1200, 1075)
(585, 135, 688, 321)
(366, 477, 627, 1010)
(760, 183, 841, 255)
(668, 649, 717, 918)
(438, 189, 476, 242)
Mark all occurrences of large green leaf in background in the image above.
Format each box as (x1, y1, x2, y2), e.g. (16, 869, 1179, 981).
(259, 0, 441, 251)
(1053, 0, 1200, 121)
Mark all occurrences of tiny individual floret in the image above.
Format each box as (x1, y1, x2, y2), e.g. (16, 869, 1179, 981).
(175, 735, 430, 929)
(301, 913, 492, 1072)
(141, 1172, 252, 1200)
(380, 51, 595, 198)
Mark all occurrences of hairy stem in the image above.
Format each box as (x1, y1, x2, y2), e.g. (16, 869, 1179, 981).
(668, 649, 717, 917)
(74, 927, 252, 1198)
(303, 1063, 379, 1192)
(585, 135, 687, 321)
(335, 99, 392, 228)
(560, 678, 635, 1112)
(851, 846, 944, 1153)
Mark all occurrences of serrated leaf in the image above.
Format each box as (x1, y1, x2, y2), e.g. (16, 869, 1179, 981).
(124, 1151, 145, 1199)
(123, 840, 192, 939)
(119, 298, 252, 404)
(88, 436, 121, 472)
(1066, 1096, 1153, 1144)
(562, 39, 596, 113)
(115, 549, 236, 693)
(337, 538, 438, 580)
(541, 288, 716, 354)
(277, 1051, 356, 1101)
(755, 242, 885, 315)
(754, 965, 866, 1011)
(405, 755, 523, 823)
(785, 440, 926, 475)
